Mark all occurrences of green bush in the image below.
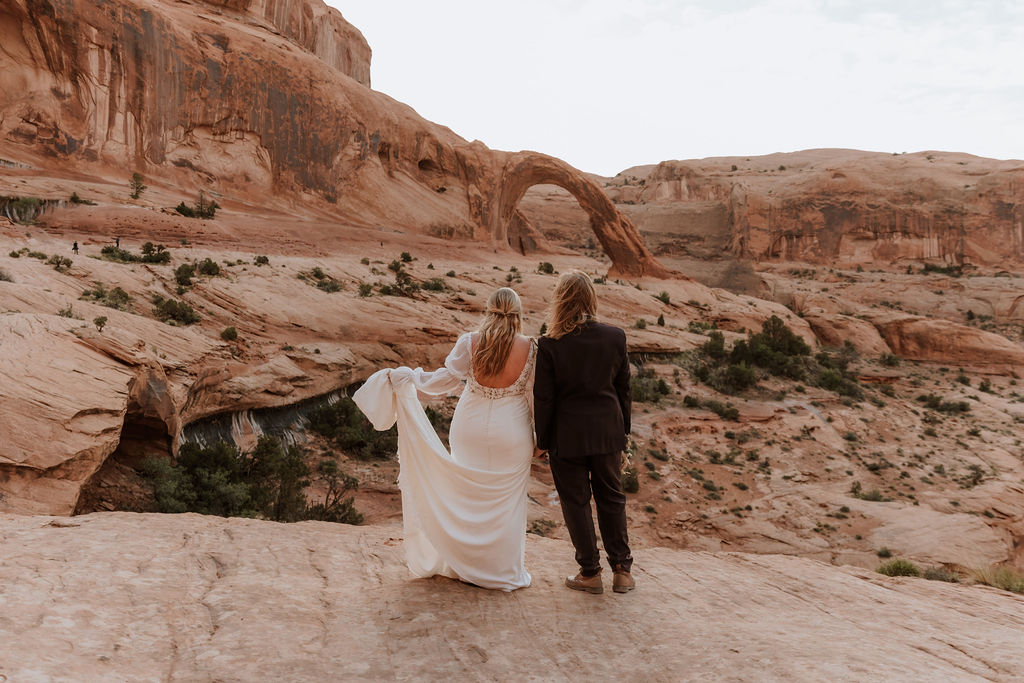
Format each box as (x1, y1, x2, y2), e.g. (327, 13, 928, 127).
(877, 559, 921, 577)
(197, 258, 220, 276)
(307, 396, 397, 460)
(93, 316, 107, 332)
(358, 283, 372, 297)
(400, 251, 413, 263)
(220, 326, 238, 341)
(0, 268, 11, 282)
(175, 191, 219, 219)
(254, 255, 270, 266)
(46, 254, 72, 271)
(655, 291, 670, 305)
(152, 295, 200, 325)
(657, 314, 665, 327)
(8, 250, 19, 258)
(175, 263, 195, 286)
(142, 436, 359, 524)
(632, 368, 671, 403)
(316, 279, 342, 293)
(916, 393, 970, 413)
(422, 277, 446, 292)
(446, 270, 456, 277)
(537, 261, 555, 275)
(634, 319, 647, 329)
(923, 566, 959, 583)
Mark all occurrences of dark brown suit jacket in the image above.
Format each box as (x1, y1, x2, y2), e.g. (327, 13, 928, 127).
(534, 321, 631, 458)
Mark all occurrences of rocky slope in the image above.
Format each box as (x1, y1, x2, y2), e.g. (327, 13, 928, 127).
(1, 512, 1023, 681)
(0, 0, 666, 277)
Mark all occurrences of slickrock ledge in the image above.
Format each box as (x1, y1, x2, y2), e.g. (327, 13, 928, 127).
(1, 513, 1022, 681)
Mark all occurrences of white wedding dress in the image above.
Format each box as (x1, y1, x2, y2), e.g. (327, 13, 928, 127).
(352, 333, 535, 591)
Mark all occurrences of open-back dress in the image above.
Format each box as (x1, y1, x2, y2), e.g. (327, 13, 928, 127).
(353, 332, 536, 591)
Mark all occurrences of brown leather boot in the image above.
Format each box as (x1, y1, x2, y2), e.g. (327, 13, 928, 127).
(612, 565, 635, 593)
(565, 570, 603, 594)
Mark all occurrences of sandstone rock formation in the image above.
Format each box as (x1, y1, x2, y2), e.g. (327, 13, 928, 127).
(1, 512, 1022, 681)
(0, 0, 667, 277)
(603, 149, 1024, 267)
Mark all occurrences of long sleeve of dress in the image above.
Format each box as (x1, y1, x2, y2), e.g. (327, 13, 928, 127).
(396, 333, 473, 396)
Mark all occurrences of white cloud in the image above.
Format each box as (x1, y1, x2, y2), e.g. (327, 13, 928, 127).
(330, 0, 1024, 174)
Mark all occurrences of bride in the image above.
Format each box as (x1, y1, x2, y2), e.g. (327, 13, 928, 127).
(353, 287, 536, 590)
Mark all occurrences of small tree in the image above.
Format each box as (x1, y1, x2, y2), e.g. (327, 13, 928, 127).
(220, 326, 238, 341)
(129, 172, 146, 199)
(93, 316, 108, 332)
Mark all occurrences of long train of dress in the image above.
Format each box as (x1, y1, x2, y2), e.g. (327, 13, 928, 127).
(353, 333, 534, 591)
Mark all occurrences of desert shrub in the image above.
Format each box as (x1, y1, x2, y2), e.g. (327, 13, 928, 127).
(140, 242, 171, 264)
(634, 319, 647, 329)
(152, 295, 200, 325)
(632, 368, 671, 403)
(311, 266, 326, 280)
(46, 254, 73, 271)
(197, 258, 220, 276)
(880, 352, 900, 367)
(0, 268, 11, 282)
(382, 260, 419, 297)
(307, 396, 397, 460)
(129, 172, 146, 199)
(916, 393, 970, 413)
(220, 326, 238, 341)
(316, 279, 342, 292)
(254, 255, 270, 266)
(175, 191, 219, 219)
(923, 566, 960, 583)
(537, 261, 555, 275)
(175, 263, 195, 286)
(849, 481, 890, 501)
(400, 251, 413, 263)
(422, 277, 446, 292)
(702, 399, 739, 420)
(70, 192, 95, 205)
(877, 559, 921, 577)
(57, 304, 76, 318)
(93, 316, 107, 332)
(921, 262, 962, 277)
(876, 547, 893, 558)
(101, 244, 170, 264)
(304, 459, 362, 524)
(446, 270, 456, 277)
(26, 250, 47, 259)
(358, 283, 372, 297)
(8, 250, 19, 258)
(657, 314, 665, 327)
(701, 331, 727, 360)
(683, 394, 700, 408)
(969, 565, 1024, 594)
(142, 436, 355, 523)
(621, 466, 639, 493)
(655, 291, 671, 305)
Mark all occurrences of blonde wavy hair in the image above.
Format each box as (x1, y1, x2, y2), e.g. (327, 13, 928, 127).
(545, 271, 598, 339)
(474, 287, 523, 378)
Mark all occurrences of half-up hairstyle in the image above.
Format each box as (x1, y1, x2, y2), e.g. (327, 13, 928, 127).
(474, 287, 522, 378)
(545, 271, 597, 339)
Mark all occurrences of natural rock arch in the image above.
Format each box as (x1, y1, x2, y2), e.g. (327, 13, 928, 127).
(489, 152, 676, 278)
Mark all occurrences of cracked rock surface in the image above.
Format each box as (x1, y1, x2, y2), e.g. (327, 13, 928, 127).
(1, 512, 1022, 681)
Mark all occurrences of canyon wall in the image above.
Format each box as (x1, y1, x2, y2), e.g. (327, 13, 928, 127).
(0, 0, 665, 276)
(605, 149, 1024, 267)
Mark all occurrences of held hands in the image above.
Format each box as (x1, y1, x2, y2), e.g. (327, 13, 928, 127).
(533, 446, 548, 459)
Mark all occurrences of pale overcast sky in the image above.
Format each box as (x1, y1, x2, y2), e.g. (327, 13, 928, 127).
(330, 1, 1024, 176)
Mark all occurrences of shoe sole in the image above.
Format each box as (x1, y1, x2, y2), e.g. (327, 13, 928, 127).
(566, 580, 603, 594)
(613, 585, 635, 593)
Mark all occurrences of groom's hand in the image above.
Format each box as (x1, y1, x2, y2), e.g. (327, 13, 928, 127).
(533, 446, 547, 459)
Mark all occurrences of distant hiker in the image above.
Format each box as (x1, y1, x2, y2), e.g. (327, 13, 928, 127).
(72, 241, 78, 255)
(115, 236, 120, 248)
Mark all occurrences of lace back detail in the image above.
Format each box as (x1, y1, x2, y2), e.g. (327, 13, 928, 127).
(468, 340, 536, 399)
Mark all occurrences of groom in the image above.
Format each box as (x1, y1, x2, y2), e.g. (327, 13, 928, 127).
(534, 271, 634, 594)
